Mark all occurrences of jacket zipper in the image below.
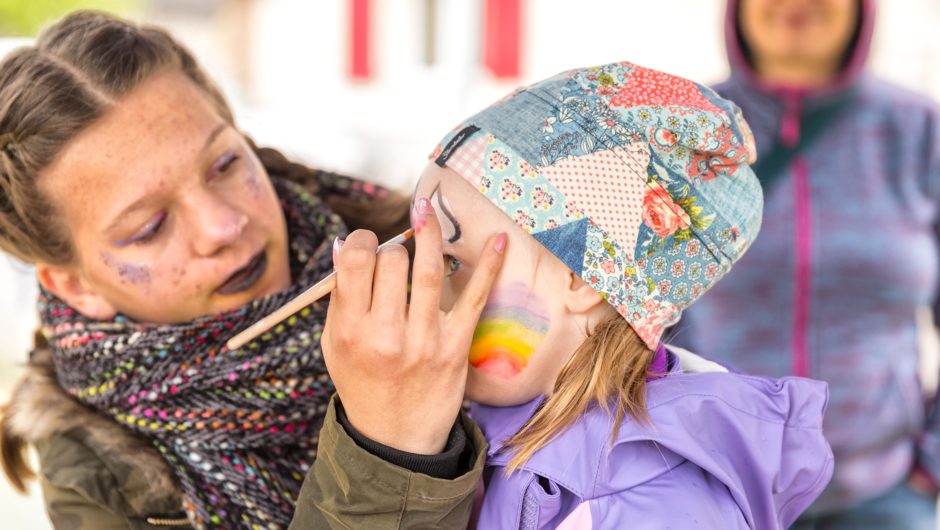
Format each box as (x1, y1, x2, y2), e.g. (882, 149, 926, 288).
(781, 92, 812, 378)
(145, 516, 191, 527)
(791, 156, 812, 377)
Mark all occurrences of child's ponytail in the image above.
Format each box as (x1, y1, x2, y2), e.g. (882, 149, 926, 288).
(503, 316, 656, 472)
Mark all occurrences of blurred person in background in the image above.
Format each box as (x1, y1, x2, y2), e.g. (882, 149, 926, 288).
(0, 10, 507, 529)
(675, 0, 940, 528)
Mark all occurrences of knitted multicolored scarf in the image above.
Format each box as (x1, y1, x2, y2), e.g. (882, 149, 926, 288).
(40, 177, 346, 529)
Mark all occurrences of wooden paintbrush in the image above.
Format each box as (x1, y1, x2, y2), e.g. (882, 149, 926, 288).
(226, 228, 414, 350)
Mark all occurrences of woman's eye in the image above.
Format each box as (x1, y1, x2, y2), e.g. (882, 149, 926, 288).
(443, 254, 462, 277)
(211, 151, 241, 177)
(118, 211, 166, 246)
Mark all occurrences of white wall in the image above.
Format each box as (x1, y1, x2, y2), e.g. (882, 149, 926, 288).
(241, 0, 729, 189)
(0, 38, 37, 362)
(0, 255, 36, 361)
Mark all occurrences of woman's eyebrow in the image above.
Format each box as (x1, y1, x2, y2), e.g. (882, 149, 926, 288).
(430, 183, 461, 244)
(201, 123, 227, 154)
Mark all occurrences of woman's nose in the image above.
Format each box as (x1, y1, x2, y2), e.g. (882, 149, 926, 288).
(189, 194, 249, 257)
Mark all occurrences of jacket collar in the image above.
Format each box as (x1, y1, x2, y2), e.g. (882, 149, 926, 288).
(473, 345, 674, 459)
(470, 347, 829, 518)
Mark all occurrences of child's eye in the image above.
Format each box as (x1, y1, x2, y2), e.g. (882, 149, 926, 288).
(443, 254, 462, 277)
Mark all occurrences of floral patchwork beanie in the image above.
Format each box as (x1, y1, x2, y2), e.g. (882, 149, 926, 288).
(431, 61, 763, 348)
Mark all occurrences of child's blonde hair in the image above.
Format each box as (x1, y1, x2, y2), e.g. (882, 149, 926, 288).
(503, 316, 656, 472)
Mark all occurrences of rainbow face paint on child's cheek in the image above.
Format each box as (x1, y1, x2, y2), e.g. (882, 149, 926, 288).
(469, 283, 549, 378)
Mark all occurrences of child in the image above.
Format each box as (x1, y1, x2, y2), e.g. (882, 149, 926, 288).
(412, 61, 833, 528)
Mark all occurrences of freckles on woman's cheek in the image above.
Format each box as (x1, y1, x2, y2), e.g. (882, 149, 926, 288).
(170, 265, 187, 287)
(100, 251, 152, 286)
(469, 282, 549, 379)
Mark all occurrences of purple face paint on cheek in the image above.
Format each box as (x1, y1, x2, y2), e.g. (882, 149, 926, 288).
(100, 251, 152, 285)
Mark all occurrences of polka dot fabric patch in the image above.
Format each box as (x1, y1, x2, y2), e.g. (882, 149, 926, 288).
(541, 144, 649, 252)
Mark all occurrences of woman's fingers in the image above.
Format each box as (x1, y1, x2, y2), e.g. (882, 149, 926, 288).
(369, 244, 410, 326)
(446, 232, 507, 342)
(332, 229, 379, 321)
(407, 197, 446, 327)
(321, 206, 508, 456)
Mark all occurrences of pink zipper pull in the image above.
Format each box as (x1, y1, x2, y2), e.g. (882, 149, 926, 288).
(779, 93, 803, 147)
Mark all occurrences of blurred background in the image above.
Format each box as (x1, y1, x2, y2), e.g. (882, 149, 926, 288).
(1, 0, 940, 527)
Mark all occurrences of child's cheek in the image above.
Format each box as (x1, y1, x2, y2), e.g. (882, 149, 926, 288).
(468, 282, 549, 379)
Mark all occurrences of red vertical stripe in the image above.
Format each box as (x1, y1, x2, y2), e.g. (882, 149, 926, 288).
(482, 0, 521, 78)
(349, 0, 371, 80)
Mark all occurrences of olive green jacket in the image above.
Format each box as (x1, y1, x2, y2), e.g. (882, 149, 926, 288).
(5, 353, 485, 529)
(290, 397, 486, 529)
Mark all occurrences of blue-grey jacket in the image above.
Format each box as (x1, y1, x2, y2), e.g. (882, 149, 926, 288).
(678, 0, 940, 513)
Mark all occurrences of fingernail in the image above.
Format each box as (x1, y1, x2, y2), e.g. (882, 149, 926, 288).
(494, 233, 508, 254)
(412, 198, 432, 234)
(415, 197, 433, 216)
(333, 236, 344, 258)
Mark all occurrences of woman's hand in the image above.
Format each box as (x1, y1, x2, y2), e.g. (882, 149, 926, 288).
(322, 197, 506, 455)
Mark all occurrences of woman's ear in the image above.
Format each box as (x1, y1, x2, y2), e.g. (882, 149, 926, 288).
(563, 271, 605, 315)
(36, 263, 117, 320)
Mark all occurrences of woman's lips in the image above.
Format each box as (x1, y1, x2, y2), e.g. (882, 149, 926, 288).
(217, 251, 267, 295)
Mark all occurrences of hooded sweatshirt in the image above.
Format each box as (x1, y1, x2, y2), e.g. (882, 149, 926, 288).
(470, 348, 833, 529)
(677, 0, 940, 513)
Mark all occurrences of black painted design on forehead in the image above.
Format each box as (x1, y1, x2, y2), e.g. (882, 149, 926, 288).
(430, 182, 461, 244)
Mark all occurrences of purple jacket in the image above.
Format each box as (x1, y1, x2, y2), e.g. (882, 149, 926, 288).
(677, 0, 940, 512)
(470, 350, 833, 529)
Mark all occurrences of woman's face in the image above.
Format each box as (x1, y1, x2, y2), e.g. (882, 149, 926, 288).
(413, 163, 592, 406)
(740, 0, 858, 83)
(37, 69, 291, 323)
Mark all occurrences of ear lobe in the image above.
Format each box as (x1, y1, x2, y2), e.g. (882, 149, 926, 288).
(563, 271, 605, 314)
(36, 263, 117, 321)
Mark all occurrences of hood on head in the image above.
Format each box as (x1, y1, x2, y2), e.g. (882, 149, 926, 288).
(725, 0, 875, 91)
